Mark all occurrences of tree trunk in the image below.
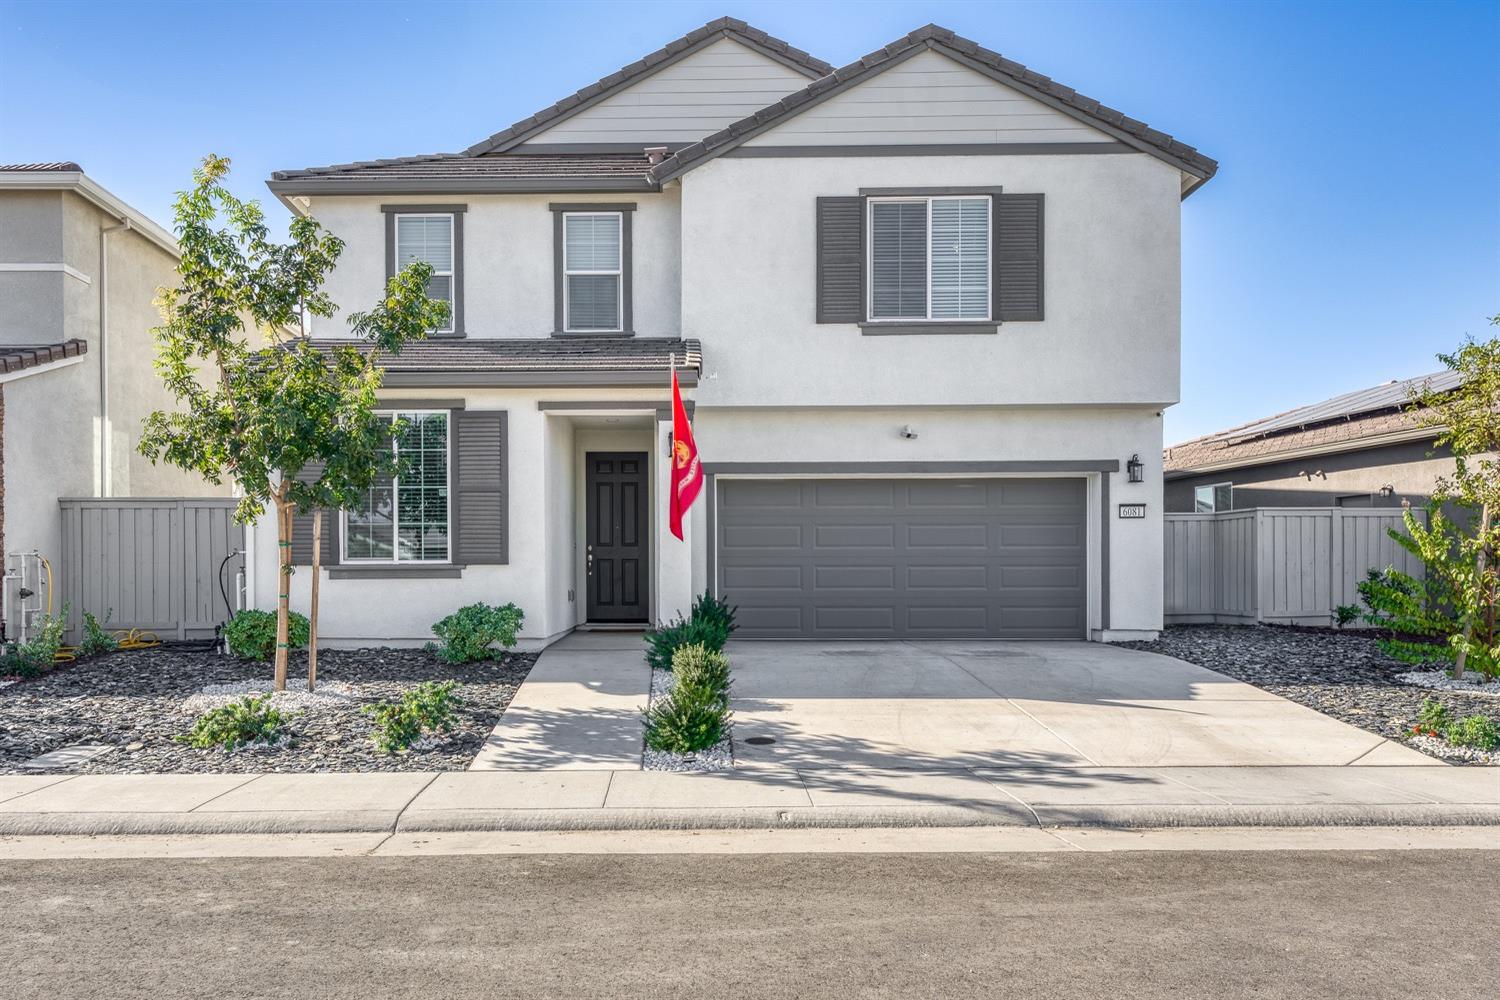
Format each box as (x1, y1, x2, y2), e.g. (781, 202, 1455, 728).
(1455, 502, 1491, 680)
(274, 500, 292, 692)
(308, 509, 321, 692)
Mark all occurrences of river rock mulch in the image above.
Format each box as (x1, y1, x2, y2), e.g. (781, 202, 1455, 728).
(641, 667, 733, 772)
(1120, 625, 1499, 766)
(0, 645, 536, 774)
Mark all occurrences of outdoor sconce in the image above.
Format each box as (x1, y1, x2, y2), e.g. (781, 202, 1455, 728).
(1126, 454, 1144, 483)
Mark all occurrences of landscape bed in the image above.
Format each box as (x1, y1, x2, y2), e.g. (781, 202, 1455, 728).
(0, 645, 536, 774)
(1122, 625, 1499, 765)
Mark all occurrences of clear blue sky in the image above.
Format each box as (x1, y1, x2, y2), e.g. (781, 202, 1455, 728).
(2, 0, 1495, 442)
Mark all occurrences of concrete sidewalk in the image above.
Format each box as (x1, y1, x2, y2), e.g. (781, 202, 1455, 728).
(0, 764, 1495, 836)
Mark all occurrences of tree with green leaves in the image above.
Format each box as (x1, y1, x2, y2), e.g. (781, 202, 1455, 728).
(1410, 317, 1500, 679)
(141, 155, 448, 690)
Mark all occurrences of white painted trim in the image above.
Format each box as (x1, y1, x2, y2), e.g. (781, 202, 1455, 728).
(865, 194, 992, 323)
(0, 171, 179, 256)
(0, 352, 86, 384)
(0, 261, 91, 283)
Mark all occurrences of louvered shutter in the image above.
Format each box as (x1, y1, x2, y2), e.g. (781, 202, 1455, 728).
(289, 460, 338, 567)
(815, 196, 864, 323)
(452, 410, 508, 564)
(996, 193, 1044, 322)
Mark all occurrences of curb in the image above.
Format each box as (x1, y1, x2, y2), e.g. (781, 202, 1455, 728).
(4, 803, 1499, 837)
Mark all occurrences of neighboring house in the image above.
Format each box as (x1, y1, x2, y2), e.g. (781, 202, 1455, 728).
(0, 162, 220, 635)
(255, 18, 1217, 646)
(1164, 371, 1460, 513)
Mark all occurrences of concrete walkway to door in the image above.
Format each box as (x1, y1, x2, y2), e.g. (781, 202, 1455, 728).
(469, 631, 649, 770)
(729, 640, 1438, 770)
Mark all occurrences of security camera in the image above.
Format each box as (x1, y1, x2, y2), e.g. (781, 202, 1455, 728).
(900, 425, 918, 439)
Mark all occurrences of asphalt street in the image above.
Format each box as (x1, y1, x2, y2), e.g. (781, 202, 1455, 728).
(1, 849, 1494, 999)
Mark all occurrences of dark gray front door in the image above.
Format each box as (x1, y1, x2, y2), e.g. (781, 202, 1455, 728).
(586, 452, 648, 622)
(716, 478, 1087, 639)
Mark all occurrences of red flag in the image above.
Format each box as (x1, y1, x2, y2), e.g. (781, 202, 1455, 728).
(668, 368, 703, 540)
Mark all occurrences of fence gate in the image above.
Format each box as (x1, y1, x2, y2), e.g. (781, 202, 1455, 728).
(58, 497, 244, 642)
(1163, 507, 1426, 625)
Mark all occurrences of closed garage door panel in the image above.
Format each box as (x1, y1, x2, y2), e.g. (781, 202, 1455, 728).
(717, 478, 1086, 639)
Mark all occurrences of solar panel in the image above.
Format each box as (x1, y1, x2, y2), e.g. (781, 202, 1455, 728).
(1211, 369, 1460, 444)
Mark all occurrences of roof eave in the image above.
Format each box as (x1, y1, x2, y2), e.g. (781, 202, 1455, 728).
(265, 177, 659, 197)
(1163, 425, 1441, 479)
(0, 171, 179, 256)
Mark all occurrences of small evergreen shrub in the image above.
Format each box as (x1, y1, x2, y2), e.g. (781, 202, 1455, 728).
(1333, 604, 1361, 628)
(224, 609, 309, 661)
(427, 603, 524, 664)
(1445, 714, 1499, 751)
(78, 610, 119, 657)
(645, 616, 729, 671)
(671, 643, 732, 704)
(643, 642, 733, 754)
(364, 680, 462, 753)
(177, 694, 288, 750)
(0, 606, 68, 678)
(690, 590, 738, 639)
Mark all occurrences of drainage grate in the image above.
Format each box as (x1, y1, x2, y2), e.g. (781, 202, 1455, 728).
(744, 736, 776, 746)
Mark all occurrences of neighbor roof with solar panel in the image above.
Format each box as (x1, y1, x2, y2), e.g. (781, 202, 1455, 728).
(1165, 370, 1458, 474)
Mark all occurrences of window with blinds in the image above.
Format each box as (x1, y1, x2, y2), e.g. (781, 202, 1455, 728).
(395, 214, 455, 333)
(343, 412, 450, 564)
(868, 196, 990, 322)
(563, 212, 623, 332)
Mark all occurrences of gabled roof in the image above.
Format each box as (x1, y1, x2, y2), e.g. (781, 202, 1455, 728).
(1165, 370, 1457, 475)
(649, 23, 1218, 197)
(462, 17, 831, 157)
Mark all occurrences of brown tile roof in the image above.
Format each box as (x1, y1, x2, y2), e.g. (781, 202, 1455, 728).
(0, 339, 88, 374)
(270, 153, 652, 184)
(651, 23, 1218, 193)
(300, 336, 701, 374)
(0, 162, 82, 172)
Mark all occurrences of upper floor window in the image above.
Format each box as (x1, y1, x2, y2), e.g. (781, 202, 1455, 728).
(1194, 482, 1233, 513)
(395, 214, 456, 333)
(868, 196, 990, 322)
(343, 411, 450, 564)
(563, 212, 623, 333)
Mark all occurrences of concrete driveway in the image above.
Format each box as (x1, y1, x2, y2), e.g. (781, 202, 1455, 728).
(728, 641, 1435, 769)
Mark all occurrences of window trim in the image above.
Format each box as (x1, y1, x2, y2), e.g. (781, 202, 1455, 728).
(863, 192, 994, 326)
(339, 408, 453, 566)
(551, 202, 635, 336)
(382, 204, 465, 337)
(562, 211, 623, 334)
(1194, 482, 1233, 513)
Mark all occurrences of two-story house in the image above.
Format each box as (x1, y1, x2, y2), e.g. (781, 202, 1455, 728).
(253, 18, 1217, 647)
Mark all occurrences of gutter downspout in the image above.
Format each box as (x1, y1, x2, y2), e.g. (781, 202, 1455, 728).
(98, 218, 130, 497)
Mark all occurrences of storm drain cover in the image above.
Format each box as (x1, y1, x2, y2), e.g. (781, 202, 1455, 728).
(744, 736, 776, 746)
(20, 744, 114, 769)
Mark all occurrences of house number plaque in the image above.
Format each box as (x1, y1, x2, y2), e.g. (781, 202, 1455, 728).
(1118, 503, 1147, 519)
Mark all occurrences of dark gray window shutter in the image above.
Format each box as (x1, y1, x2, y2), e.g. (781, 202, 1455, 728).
(996, 193, 1044, 322)
(816, 196, 864, 323)
(289, 461, 338, 567)
(453, 410, 508, 564)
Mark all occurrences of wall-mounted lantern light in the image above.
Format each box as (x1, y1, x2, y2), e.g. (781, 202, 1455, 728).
(1126, 454, 1144, 483)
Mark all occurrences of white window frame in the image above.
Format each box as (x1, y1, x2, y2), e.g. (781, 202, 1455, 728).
(562, 211, 624, 334)
(340, 409, 453, 565)
(395, 213, 455, 334)
(1194, 482, 1233, 513)
(865, 195, 992, 324)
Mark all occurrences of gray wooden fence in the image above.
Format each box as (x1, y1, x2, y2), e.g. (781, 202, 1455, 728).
(1164, 507, 1426, 625)
(58, 497, 244, 642)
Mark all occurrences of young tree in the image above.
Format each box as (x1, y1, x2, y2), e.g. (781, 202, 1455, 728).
(1412, 317, 1500, 678)
(141, 155, 447, 690)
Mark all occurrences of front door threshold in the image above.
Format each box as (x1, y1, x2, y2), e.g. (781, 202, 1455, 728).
(578, 622, 649, 632)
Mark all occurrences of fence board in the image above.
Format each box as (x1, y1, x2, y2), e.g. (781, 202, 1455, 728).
(1164, 507, 1424, 625)
(58, 498, 243, 642)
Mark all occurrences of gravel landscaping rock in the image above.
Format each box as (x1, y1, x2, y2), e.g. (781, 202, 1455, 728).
(1122, 625, 1499, 766)
(641, 666, 733, 772)
(1395, 669, 1500, 696)
(0, 645, 535, 774)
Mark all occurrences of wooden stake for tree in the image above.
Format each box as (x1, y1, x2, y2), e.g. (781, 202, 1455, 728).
(274, 500, 292, 692)
(1455, 502, 1491, 680)
(309, 509, 321, 692)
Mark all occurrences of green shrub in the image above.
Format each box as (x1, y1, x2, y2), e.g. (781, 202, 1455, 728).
(690, 590, 738, 638)
(0, 605, 68, 678)
(427, 603, 524, 664)
(364, 680, 462, 754)
(1333, 604, 1361, 627)
(1445, 714, 1499, 751)
(645, 615, 729, 672)
(671, 643, 732, 703)
(644, 642, 732, 754)
(224, 609, 309, 661)
(1418, 697, 1451, 733)
(176, 694, 289, 750)
(78, 610, 118, 657)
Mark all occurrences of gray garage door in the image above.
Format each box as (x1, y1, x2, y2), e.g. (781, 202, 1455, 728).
(716, 478, 1087, 639)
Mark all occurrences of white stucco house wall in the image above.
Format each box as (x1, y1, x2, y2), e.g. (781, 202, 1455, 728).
(254, 18, 1217, 648)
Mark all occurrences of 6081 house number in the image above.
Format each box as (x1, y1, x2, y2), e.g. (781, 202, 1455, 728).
(1118, 503, 1147, 519)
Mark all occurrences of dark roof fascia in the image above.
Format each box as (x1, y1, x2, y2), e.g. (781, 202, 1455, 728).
(266, 177, 659, 197)
(651, 26, 1217, 196)
(380, 369, 698, 389)
(462, 18, 831, 158)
